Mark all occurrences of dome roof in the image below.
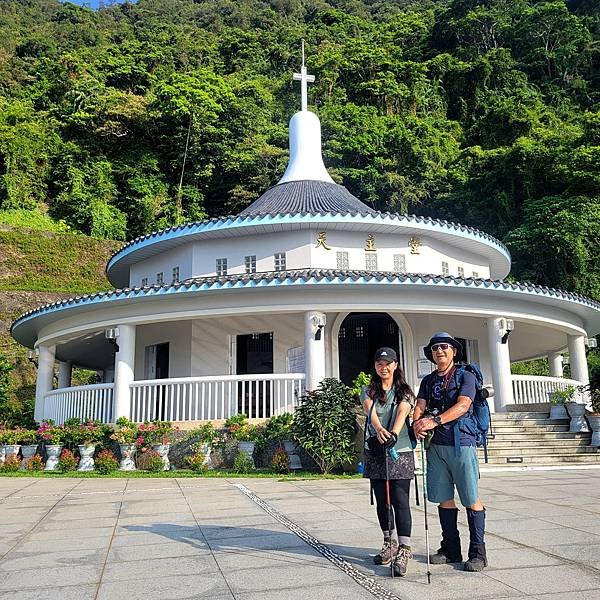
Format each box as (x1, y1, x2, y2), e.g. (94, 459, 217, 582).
(238, 180, 376, 217)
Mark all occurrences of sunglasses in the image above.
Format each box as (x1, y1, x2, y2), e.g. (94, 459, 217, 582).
(431, 343, 452, 351)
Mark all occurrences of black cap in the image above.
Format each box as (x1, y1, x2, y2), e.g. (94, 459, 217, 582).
(424, 332, 462, 363)
(374, 347, 398, 363)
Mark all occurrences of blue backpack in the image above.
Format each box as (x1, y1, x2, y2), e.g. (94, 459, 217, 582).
(455, 364, 492, 463)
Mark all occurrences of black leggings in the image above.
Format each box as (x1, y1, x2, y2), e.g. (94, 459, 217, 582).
(371, 478, 412, 538)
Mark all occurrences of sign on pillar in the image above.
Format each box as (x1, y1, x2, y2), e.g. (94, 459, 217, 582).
(304, 311, 326, 391)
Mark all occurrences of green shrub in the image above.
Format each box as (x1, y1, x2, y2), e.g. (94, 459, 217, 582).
(291, 378, 358, 474)
(0, 209, 72, 233)
(232, 452, 254, 473)
(1, 454, 21, 472)
(57, 448, 78, 472)
(94, 449, 118, 474)
(350, 371, 371, 400)
(26, 454, 45, 472)
(224, 414, 248, 428)
(186, 452, 208, 473)
(270, 447, 290, 474)
(144, 450, 165, 472)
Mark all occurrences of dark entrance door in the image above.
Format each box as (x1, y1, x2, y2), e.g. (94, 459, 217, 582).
(155, 342, 169, 419)
(236, 333, 273, 417)
(338, 313, 400, 386)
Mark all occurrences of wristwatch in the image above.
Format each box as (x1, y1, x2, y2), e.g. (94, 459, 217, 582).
(433, 415, 443, 427)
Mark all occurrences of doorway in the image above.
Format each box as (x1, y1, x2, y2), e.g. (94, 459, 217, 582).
(144, 342, 170, 419)
(338, 313, 401, 386)
(236, 332, 273, 417)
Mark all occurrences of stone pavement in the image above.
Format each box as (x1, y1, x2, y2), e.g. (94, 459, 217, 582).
(0, 468, 599, 600)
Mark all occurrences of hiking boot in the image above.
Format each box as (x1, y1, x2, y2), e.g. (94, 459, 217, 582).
(392, 545, 412, 577)
(464, 543, 487, 571)
(465, 508, 487, 571)
(373, 537, 398, 566)
(430, 507, 463, 564)
(430, 542, 463, 564)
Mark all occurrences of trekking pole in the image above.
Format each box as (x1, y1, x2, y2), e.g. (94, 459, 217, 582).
(420, 439, 431, 584)
(414, 472, 420, 506)
(384, 450, 394, 578)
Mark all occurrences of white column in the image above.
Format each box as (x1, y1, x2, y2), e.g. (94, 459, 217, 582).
(567, 334, 590, 406)
(113, 325, 136, 421)
(486, 318, 514, 412)
(57, 360, 73, 389)
(34, 345, 56, 423)
(548, 352, 563, 378)
(304, 311, 326, 391)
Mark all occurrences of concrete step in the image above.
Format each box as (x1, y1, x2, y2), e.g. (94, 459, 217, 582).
(491, 417, 569, 426)
(490, 431, 590, 441)
(492, 412, 552, 420)
(489, 424, 570, 433)
(487, 438, 590, 448)
(480, 445, 599, 458)
(483, 452, 600, 465)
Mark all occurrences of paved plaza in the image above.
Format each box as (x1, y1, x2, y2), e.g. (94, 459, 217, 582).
(0, 468, 599, 600)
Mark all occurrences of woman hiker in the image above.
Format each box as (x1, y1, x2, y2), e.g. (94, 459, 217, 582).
(362, 347, 416, 577)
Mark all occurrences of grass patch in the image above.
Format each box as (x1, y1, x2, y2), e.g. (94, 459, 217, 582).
(0, 209, 72, 233)
(0, 229, 120, 293)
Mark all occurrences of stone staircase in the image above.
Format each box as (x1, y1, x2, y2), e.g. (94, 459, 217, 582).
(479, 410, 600, 466)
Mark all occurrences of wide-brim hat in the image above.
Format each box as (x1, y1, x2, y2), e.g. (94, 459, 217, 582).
(424, 332, 462, 363)
(373, 347, 398, 363)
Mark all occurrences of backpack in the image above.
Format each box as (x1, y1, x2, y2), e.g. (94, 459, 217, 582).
(455, 364, 492, 463)
(425, 364, 492, 463)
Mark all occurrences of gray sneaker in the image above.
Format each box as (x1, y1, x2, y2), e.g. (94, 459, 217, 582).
(373, 538, 398, 566)
(392, 545, 412, 577)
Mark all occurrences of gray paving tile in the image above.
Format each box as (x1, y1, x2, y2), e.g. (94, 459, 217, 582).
(102, 555, 219, 581)
(96, 573, 232, 600)
(234, 581, 374, 600)
(0, 548, 104, 571)
(0, 564, 100, 591)
(486, 564, 600, 595)
(0, 584, 97, 600)
(107, 540, 207, 563)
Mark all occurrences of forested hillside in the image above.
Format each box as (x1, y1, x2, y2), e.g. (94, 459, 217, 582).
(0, 0, 598, 298)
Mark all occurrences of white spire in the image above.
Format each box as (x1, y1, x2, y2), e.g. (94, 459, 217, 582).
(278, 42, 334, 185)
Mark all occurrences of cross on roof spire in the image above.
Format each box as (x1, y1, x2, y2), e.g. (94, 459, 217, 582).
(293, 40, 315, 112)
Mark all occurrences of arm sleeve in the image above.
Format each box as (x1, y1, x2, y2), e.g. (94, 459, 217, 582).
(459, 371, 477, 401)
(417, 376, 429, 401)
(360, 386, 369, 403)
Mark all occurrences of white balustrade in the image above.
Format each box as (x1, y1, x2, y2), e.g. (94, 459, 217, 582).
(129, 374, 306, 423)
(43, 384, 114, 424)
(511, 375, 583, 405)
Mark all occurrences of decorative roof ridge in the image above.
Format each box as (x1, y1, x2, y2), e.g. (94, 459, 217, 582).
(11, 271, 600, 334)
(106, 211, 510, 271)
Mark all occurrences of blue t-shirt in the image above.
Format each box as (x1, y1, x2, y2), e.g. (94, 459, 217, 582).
(417, 368, 477, 446)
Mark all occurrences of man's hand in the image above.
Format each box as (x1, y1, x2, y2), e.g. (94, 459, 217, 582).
(377, 428, 392, 444)
(413, 417, 437, 440)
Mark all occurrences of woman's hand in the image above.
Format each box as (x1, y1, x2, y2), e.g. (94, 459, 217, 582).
(376, 427, 392, 444)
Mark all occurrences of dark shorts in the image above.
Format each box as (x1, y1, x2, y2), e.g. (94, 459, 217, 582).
(426, 444, 479, 507)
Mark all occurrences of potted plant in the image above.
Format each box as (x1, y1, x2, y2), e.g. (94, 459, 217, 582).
(0, 427, 6, 465)
(565, 386, 590, 433)
(16, 429, 38, 470)
(2, 428, 23, 458)
(110, 418, 138, 471)
(138, 421, 177, 471)
(74, 421, 104, 471)
(36, 421, 65, 471)
(264, 413, 302, 470)
(226, 414, 259, 466)
(548, 387, 572, 420)
(188, 423, 217, 469)
(585, 387, 600, 447)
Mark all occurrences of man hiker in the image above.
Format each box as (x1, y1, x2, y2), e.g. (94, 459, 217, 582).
(412, 332, 488, 572)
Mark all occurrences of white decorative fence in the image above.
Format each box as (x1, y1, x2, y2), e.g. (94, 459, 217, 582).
(511, 376, 583, 405)
(43, 383, 114, 424)
(129, 374, 306, 422)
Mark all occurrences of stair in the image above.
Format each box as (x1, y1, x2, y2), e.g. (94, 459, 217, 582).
(480, 411, 599, 466)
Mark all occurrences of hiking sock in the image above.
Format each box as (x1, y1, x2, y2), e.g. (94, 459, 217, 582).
(464, 508, 487, 571)
(430, 507, 463, 564)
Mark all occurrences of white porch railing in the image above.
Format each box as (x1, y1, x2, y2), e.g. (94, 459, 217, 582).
(511, 375, 583, 405)
(43, 383, 114, 424)
(129, 374, 306, 422)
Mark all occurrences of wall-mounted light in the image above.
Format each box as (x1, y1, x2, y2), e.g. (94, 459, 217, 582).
(585, 337, 598, 350)
(105, 327, 120, 352)
(27, 348, 39, 368)
(501, 319, 514, 344)
(311, 315, 326, 341)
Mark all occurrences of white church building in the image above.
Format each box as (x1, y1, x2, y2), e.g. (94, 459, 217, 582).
(11, 63, 600, 426)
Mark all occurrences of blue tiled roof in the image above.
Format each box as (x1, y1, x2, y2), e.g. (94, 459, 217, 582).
(11, 270, 600, 346)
